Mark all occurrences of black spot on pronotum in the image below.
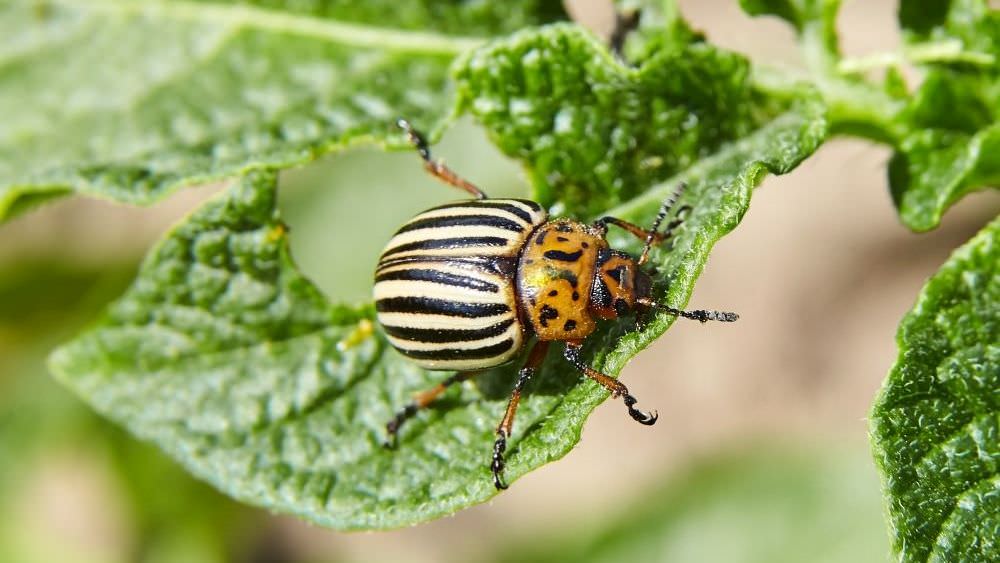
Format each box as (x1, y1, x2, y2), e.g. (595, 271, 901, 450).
(535, 230, 548, 245)
(544, 249, 583, 262)
(556, 236, 569, 242)
(548, 290, 559, 297)
(563, 319, 577, 332)
(539, 304, 559, 327)
(555, 223, 573, 233)
(581, 241, 589, 248)
(572, 291, 580, 301)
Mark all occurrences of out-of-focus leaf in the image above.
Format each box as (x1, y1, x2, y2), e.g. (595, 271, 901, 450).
(494, 447, 888, 563)
(870, 216, 999, 561)
(889, 120, 1000, 232)
(890, 0, 999, 231)
(898, 0, 998, 52)
(0, 260, 259, 563)
(0, 261, 136, 477)
(0, 0, 567, 221)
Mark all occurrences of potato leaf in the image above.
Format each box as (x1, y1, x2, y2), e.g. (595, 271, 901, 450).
(0, 0, 566, 220)
(50, 70, 825, 526)
(870, 215, 1000, 561)
(890, 0, 1000, 231)
(455, 24, 772, 215)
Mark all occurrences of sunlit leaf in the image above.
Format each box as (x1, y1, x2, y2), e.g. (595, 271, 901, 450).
(871, 216, 1000, 561)
(0, 0, 566, 220)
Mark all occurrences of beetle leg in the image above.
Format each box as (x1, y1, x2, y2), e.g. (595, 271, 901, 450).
(396, 118, 488, 199)
(595, 183, 690, 266)
(593, 216, 666, 245)
(563, 341, 658, 426)
(384, 370, 479, 447)
(492, 341, 550, 490)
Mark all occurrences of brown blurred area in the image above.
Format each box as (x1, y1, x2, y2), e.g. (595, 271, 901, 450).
(1, 1, 998, 562)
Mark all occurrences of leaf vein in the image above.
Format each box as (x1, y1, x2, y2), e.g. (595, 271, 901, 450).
(60, 0, 484, 55)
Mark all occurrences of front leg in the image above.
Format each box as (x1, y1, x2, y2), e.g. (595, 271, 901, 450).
(492, 341, 550, 490)
(563, 341, 658, 425)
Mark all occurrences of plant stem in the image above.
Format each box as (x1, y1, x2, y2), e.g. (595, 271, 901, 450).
(838, 39, 995, 73)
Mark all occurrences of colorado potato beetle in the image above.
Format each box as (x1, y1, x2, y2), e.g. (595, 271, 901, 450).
(377, 119, 738, 490)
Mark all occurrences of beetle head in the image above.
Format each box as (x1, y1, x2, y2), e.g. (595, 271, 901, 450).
(589, 249, 653, 320)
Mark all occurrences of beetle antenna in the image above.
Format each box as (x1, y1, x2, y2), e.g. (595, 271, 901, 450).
(638, 298, 739, 323)
(638, 182, 687, 266)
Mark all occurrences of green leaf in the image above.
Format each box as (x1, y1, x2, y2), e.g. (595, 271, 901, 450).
(898, 0, 999, 53)
(890, 0, 1000, 231)
(494, 447, 888, 563)
(889, 121, 1000, 232)
(898, 0, 952, 37)
(611, 0, 702, 64)
(0, 0, 566, 221)
(870, 215, 1000, 561)
(454, 24, 797, 216)
(51, 63, 826, 529)
(738, 0, 838, 35)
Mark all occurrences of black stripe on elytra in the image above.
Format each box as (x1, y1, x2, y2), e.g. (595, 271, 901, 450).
(383, 318, 515, 343)
(375, 268, 500, 293)
(427, 201, 537, 223)
(396, 214, 525, 235)
(382, 236, 509, 258)
(399, 338, 515, 360)
(376, 296, 510, 317)
(543, 249, 584, 262)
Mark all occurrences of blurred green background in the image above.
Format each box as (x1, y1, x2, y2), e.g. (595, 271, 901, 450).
(3, 1, 999, 561)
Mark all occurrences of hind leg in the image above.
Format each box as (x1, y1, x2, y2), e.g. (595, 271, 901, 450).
(385, 371, 479, 446)
(397, 119, 488, 199)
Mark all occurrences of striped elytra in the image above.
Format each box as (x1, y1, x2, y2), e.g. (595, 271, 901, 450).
(374, 199, 548, 370)
(382, 119, 740, 491)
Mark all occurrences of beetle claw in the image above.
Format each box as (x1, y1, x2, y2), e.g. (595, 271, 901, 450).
(492, 433, 509, 490)
(624, 394, 658, 425)
(383, 404, 418, 447)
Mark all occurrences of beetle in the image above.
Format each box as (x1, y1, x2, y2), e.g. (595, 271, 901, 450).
(376, 119, 738, 490)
